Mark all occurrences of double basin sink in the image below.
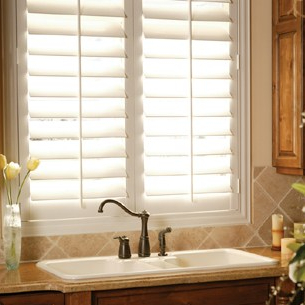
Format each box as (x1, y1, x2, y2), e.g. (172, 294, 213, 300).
(37, 248, 278, 280)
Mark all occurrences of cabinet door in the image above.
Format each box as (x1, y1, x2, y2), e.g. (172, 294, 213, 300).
(92, 278, 275, 305)
(272, 0, 305, 175)
(0, 291, 64, 305)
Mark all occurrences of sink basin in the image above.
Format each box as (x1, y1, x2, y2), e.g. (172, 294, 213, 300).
(37, 257, 161, 279)
(163, 249, 278, 269)
(37, 248, 278, 280)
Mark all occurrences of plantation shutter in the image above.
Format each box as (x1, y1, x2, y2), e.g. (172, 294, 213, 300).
(18, 0, 245, 224)
(24, 0, 127, 219)
(142, 0, 239, 212)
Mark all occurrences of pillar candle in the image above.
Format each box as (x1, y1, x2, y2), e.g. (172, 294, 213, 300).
(271, 214, 284, 250)
(281, 238, 296, 256)
(272, 214, 284, 230)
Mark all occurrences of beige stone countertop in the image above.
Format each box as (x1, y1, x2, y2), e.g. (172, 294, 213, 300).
(0, 247, 291, 294)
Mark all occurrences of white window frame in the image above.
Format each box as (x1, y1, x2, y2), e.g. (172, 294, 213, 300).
(2, 0, 251, 236)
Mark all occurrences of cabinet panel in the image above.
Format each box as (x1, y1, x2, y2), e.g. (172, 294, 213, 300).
(65, 291, 91, 305)
(272, 0, 304, 175)
(0, 291, 64, 305)
(274, 31, 299, 161)
(93, 278, 275, 305)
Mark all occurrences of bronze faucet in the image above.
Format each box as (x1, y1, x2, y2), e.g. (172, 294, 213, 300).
(98, 199, 150, 257)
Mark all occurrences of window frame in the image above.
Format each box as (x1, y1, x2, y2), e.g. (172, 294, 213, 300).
(1, 0, 251, 236)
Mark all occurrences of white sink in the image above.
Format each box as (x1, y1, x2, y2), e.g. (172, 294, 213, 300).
(37, 248, 278, 280)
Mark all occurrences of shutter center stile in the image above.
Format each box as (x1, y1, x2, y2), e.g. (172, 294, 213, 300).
(77, 0, 84, 209)
(188, 0, 194, 202)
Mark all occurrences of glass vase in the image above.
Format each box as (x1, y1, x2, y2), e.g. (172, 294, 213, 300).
(3, 203, 22, 270)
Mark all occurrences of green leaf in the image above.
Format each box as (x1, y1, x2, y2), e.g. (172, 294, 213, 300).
(290, 244, 305, 265)
(287, 242, 302, 253)
(292, 183, 305, 196)
(294, 263, 305, 282)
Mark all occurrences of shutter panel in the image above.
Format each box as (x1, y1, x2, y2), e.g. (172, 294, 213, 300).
(26, 0, 127, 219)
(143, 0, 190, 200)
(142, 0, 238, 209)
(192, 0, 235, 201)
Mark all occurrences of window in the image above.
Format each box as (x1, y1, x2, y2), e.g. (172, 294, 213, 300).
(4, 0, 250, 235)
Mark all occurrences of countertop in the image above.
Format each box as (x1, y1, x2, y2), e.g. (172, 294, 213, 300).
(0, 247, 291, 294)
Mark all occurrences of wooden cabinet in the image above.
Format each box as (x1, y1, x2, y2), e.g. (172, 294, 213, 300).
(92, 278, 276, 305)
(0, 277, 298, 305)
(272, 0, 305, 175)
(0, 291, 64, 305)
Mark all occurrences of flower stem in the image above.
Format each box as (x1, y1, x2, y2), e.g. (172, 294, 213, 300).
(8, 181, 12, 205)
(2, 168, 11, 204)
(16, 170, 30, 204)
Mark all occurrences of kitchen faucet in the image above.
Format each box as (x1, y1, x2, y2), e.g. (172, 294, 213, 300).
(98, 199, 150, 257)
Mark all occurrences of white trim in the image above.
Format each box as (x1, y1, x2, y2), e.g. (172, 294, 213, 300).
(239, 0, 251, 224)
(21, 208, 249, 237)
(2, 0, 19, 162)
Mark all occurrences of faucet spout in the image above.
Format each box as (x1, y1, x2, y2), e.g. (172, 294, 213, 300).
(98, 199, 151, 257)
(98, 199, 141, 217)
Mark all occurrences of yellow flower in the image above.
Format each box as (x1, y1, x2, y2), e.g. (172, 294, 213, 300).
(0, 154, 7, 170)
(5, 162, 21, 180)
(1, 155, 40, 205)
(27, 157, 40, 171)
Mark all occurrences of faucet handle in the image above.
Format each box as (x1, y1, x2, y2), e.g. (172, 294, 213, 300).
(114, 236, 131, 259)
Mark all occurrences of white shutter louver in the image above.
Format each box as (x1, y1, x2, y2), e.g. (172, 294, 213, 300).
(142, 0, 238, 210)
(26, 0, 127, 219)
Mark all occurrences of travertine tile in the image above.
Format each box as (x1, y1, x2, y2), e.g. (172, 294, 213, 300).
(198, 237, 221, 250)
(258, 208, 293, 246)
(166, 227, 208, 251)
(253, 167, 265, 179)
(256, 167, 298, 203)
(57, 234, 109, 258)
(209, 225, 254, 248)
(48, 236, 61, 243)
(246, 235, 267, 247)
(42, 246, 68, 260)
(21, 237, 53, 261)
(258, 216, 272, 245)
(252, 182, 277, 229)
(98, 239, 118, 257)
(280, 189, 305, 223)
(202, 227, 214, 234)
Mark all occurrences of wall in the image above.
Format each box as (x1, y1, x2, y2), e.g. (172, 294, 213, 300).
(1, 0, 305, 263)
(251, 0, 273, 167)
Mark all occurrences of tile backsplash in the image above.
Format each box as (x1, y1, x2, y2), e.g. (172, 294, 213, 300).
(0, 166, 304, 263)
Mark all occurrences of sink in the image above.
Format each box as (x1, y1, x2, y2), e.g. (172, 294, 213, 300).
(37, 248, 278, 280)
